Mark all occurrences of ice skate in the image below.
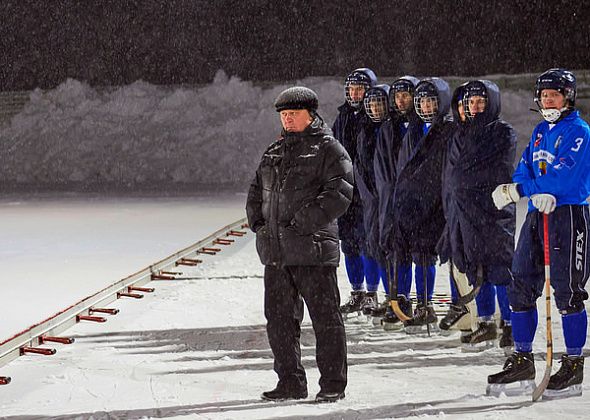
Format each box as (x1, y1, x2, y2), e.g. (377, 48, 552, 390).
(461, 321, 497, 352)
(370, 295, 389, 325)
(498, 321, 514, 356)
(486, 352, 536, 397)
(404, 302, 439, 334)
(340, 290, 365, 321)
(382, 296, 411, 331)
(361, 291, 378, 321)
(439, 303, 469, 331)
(542, 355, 584, 400)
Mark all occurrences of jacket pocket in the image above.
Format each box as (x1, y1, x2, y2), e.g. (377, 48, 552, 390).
(255, 224, 272, 265)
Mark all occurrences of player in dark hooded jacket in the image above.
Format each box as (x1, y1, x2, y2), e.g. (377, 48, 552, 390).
(353, 84, 391, 316)
(390, 78, 455, 332)
(372, 76, 420, 326)
(332, 68, 379, 317)
(438, 80, 517, 351)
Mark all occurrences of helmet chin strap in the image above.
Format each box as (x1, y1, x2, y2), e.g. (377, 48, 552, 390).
(540, 106, 568, 123)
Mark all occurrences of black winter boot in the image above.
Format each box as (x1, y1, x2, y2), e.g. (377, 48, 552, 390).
(261, 382, 308, 401)
(486, 352, 535, 396)
(543, 355, 584, 399)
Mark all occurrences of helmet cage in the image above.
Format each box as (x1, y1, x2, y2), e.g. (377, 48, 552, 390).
(364, 90, 389, 122)
(414, 84, 439, 123)
(345, 72, 372, 108)
(390, 80, 415, 115)
(463, 83, 488, 119)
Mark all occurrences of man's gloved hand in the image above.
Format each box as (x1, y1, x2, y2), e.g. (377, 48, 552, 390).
(492, 183, 521, 210)
(531, 194, 557, 214)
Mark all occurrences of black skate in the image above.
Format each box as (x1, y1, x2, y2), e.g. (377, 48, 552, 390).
(382, 296, 412, 331)
(543, 355, 584, 400)
(361, 291, 378, 319)
(498, 321, 514, 356)
(403, 302, 438, 334)
(461, 321, 497, 352)
(487, 352, 536, 397)
(370, 295, 389, 325)
(340, 290, 365, 320)
(439, 304, 469, 331)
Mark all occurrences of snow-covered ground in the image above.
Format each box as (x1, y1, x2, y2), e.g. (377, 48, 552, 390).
(0, 71, 540, 192)
(1, 197, 589, 419)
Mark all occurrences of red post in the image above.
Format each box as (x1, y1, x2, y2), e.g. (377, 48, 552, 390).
(227, 230, 246, 236)
(129, 286, 154, 293)
(241, 223, 250, 229)
(20, 347, 56, 356)
(0, 377, 11, 385)
(39, 336, 75, 345)
(151, 273, 176, 280)
(77, 315, 107, 323)
(90, 308, 120, 315)
(214, 238, 234, 245)
(198, 248, 219, 255)
(176, 257, 202, 266)
(161, 271, 182, 276)
(117, 292, 143, 299)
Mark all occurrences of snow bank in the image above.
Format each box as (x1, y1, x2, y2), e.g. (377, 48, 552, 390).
(0, 71, 538, 192)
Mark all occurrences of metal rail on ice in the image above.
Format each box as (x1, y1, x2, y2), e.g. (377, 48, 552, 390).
(0, 217, 249, 374)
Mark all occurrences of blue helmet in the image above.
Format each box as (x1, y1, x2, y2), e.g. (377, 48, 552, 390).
(363, 84, 390, 122)
(345, 68, 377, 108)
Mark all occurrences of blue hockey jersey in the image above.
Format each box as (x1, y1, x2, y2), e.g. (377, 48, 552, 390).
(513, 110, 590, 211)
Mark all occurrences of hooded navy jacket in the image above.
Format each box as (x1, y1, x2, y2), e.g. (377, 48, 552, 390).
(332, 103, 365, 255)
(437, 80, 516, 274)
(389, 78, 454, 261)
(354, 113, 384, 260)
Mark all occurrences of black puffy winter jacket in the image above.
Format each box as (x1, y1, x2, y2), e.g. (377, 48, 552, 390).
(246, 117, 354, 266)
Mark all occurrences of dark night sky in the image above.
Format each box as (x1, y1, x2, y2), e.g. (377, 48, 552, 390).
(1, 0, 589, 90)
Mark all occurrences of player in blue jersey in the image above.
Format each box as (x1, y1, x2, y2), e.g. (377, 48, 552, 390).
(332, 68, 379, 318)
(488, 69, 590, 399)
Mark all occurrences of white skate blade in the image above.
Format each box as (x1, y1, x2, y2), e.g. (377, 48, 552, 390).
(404, 323, 440, 335)
(461, 340, 495, 353)
(542, 384, 583, 400)
(486, 380, 535, 397)
(382, 321, 404, 331)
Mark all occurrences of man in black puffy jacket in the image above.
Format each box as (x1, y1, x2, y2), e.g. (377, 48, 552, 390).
(246, 87, 353, 403)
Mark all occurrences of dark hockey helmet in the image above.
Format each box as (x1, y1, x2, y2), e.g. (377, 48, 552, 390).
(389, 76, 419, 115)
(535, 68, 576, 107)
(364, 84, 390, 122)
(414, 81, 439, 123)
(463, 80, 488, 119)
(345, 68, 377, 108)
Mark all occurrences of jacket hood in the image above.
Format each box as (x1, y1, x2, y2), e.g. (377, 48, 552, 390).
(416, 78, 451, 123)
(466, 80, 501, 125)
(451, 82, 468, 124)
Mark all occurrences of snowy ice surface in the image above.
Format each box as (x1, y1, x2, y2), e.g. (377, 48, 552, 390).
(0, 193, 246, 342)
(0, 71, 539, 192)
(1, 197, 589, 419)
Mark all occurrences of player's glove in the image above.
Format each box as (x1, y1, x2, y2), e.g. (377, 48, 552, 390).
(531, 194, 556, 214)
(491, 183, 521, 210)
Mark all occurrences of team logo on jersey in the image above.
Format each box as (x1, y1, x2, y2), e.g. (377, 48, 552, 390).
(532, 150, 555, 164)
(534, 133, 543, 148)
(554, 155, 577, 170)
(539, 161, 547, 175)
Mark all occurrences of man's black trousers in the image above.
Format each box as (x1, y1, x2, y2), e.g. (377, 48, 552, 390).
(264, 265, 347, 393)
